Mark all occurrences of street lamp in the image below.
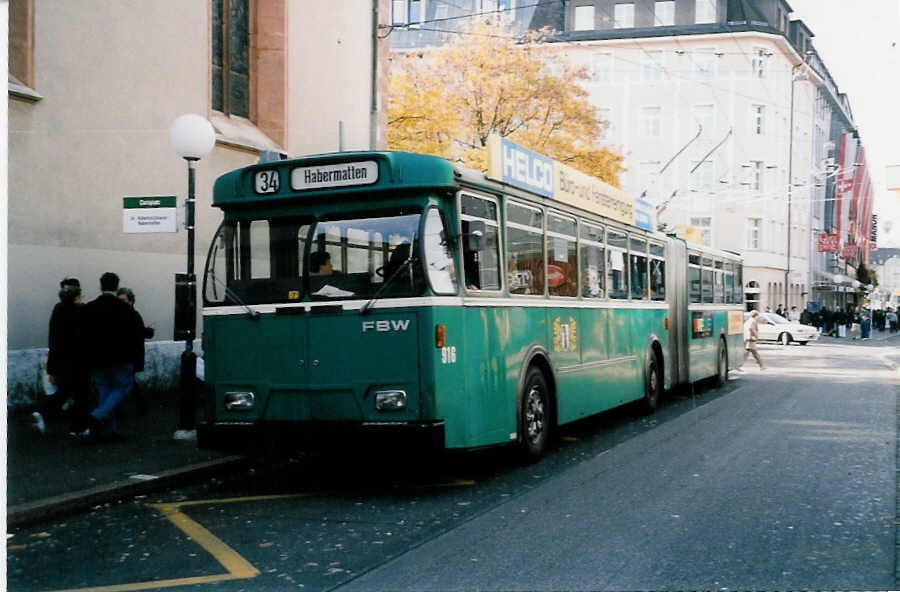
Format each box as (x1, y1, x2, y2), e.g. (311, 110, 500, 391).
(170, 114, 215, 440)
(785, 57, 809, 311)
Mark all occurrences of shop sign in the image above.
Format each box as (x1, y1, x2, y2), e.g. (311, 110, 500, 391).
(817, 233, 840, 252)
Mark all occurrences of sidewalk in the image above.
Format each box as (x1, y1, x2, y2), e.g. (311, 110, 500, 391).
(815, 328, 900, 345)
(6, 388, 248, 529)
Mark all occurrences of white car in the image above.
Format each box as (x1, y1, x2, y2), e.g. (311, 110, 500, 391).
(746, 312, 820, 345)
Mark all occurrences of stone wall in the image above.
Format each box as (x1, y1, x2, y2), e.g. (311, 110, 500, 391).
(7, 340, 199, 409)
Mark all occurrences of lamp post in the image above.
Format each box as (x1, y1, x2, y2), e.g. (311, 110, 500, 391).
(785, 56, 810, 311)
(170, 114, 215, 440)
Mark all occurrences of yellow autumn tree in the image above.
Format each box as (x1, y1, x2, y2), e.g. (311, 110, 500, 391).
(388, 21, 625, 186)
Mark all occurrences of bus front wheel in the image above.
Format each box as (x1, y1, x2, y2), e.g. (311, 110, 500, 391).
(520, 367, 550, 461)
(638, 351, 662, 415)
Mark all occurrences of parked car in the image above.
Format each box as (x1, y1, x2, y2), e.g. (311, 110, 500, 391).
(745, 311, 820, 345)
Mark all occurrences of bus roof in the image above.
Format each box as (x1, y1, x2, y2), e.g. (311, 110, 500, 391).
(212, 150, 459, 208)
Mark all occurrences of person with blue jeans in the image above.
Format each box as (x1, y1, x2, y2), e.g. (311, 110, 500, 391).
(72, 272, 143, 440)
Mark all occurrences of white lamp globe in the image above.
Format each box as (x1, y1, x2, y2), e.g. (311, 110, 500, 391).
(170, 114, 216, 160)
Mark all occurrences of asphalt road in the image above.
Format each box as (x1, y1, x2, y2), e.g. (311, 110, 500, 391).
(7, 337, 899, 592)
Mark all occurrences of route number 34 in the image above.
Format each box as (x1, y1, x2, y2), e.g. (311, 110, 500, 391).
(441, 346, 457, 364)
(254, 170, 280, 194)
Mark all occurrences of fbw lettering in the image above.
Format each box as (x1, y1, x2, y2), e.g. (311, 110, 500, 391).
(362, 320, 411, 332)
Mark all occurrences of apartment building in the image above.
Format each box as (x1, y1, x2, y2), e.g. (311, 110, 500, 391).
(8, 0, 389, 397)
(390, 0, 871, 312)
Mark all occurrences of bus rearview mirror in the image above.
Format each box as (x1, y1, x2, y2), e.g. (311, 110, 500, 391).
(466, 220, 485, 252)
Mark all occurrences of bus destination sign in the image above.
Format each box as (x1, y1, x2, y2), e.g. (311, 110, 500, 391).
(291, 161, 378, 191)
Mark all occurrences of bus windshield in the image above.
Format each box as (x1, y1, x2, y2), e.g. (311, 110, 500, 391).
(204, 207, 444, 306)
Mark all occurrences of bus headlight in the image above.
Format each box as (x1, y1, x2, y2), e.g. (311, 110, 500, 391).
(224, 391, 255, 411)
(375, 390, 407, 411)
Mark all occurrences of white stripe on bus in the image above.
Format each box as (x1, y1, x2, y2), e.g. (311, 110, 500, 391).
(203, 298, 671, 316)
(557, 355, 638, 374)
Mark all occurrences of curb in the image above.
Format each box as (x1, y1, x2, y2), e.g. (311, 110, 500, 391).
(7, 455, 250, 530)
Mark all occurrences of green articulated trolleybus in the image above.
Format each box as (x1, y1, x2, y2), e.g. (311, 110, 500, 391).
(198, 135, 745, 459)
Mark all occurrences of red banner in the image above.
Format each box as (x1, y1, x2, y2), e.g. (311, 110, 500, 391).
(817, 233, 840, 252)
(841, 242, 858, 259)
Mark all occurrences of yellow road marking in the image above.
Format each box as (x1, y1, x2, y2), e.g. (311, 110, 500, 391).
(47, 494, 305, 592)
(45, 480, 475, 592)
(152, 502, 260, 578)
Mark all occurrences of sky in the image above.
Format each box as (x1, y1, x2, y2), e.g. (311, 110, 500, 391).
(789, 0, 900, 248)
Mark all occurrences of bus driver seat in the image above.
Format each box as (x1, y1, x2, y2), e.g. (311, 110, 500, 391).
(382, 243, 411, 280)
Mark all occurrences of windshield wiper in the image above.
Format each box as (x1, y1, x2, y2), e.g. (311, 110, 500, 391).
(208, 269, 261, 320)
(360, 256, 417, 316)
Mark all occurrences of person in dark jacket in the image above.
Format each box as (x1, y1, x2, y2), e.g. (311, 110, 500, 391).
(117, 287, 153, 414)
(32, 278, 90, 434)
(73, 272, 144, 440)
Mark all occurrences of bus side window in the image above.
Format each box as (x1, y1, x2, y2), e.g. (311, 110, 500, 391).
(649, 242, 665, 301)
(606, 230, 628, 299)
(548, 214, 577, 298)
(506, 202, 544, 296)
(424, 208, 458, 295)
(579, 222, 604, 298)
(460, 194, 501, 290)
(701, 255, 714, 303)
(629, 237, 648, 300)
(688, 252, 701, 303)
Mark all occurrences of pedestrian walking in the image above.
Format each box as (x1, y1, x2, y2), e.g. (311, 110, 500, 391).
(888, 309, 898, 333)
(743, 310, 765, 369)
(31, 278, 92, 434)
(860, 308, 872, 339)
(73, 272, 144, 440)
(849, 306, 861, 340)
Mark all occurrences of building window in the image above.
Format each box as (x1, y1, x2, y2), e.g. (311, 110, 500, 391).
(591, 53, 613, 83)
(212, 0, 250, 119)
(574, 5, 595, 30)
(638, 161, 660, 200)
(693, 48, 716, 80)
(211, 0, 287, 148)
(695, 0, 716, 23)
(690, 216, 712, 246)
(752, 104, 765, 135)
(751, 47, 767, 78)
(691, 160, 714, 193)
(747, 218, 761, 249)
(392, 0, 426, 25)
(614, 3, 635, 28)
(642, 51, 664, 81)
(749, 160, 763, 191)
(9, 0, 35, 90)
(597, 107, 614, 140)
(655, 1, 675, 26)
(640, 106, 661, 137)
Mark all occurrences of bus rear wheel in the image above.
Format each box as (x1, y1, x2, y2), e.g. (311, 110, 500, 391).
(638, 351, 662, 415)
(716, 339, 728, 387)
(520, 367, 550, 461)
